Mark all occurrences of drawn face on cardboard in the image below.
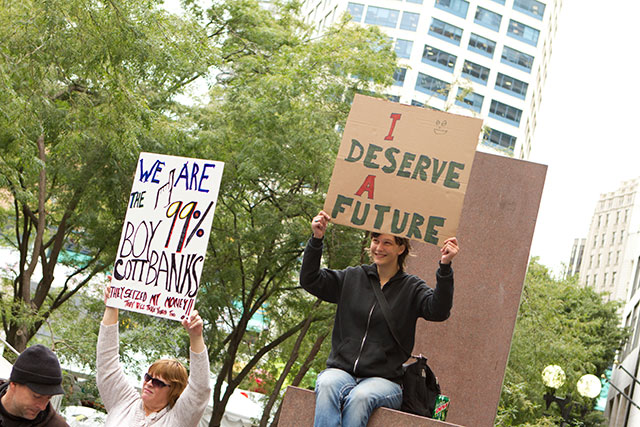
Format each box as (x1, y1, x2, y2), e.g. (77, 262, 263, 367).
(434, 119, 448, 135)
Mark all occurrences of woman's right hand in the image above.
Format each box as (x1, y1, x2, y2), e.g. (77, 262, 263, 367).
(103, 282, 111, 304)
(102, 276, 119, 325)
(311, 210, 331, 239)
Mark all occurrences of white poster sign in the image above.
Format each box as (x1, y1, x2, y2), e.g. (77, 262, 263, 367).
(109, 152, 224, 321)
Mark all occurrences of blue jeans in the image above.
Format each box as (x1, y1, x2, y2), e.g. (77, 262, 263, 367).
(313, 368, 403, 427)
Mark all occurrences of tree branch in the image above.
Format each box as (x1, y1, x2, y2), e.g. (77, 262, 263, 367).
(21, 134, 47, 306)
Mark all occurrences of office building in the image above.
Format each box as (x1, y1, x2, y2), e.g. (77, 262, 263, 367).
(566, 237, 585, 278)
(601, 178, 640, 426)
(300, 0, 562, 159)
(579, 179, 638, 302)
(574, 177, 640, 425)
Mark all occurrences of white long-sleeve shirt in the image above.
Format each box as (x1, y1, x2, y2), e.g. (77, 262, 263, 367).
(97, 323, 211, 427)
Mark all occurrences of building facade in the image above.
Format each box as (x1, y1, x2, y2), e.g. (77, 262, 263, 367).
(300, 0, 562, 159)
(573, 178, 640, 425)
(604, 179, 640, 426)
(566, 237, 585, 278)
(578, 179, 638, 302)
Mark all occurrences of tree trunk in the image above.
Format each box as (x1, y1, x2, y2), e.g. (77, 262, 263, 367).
(208, 306, 329, 427)
(11, 134, 47, 352)
(259, 300, 322, 427)
(268, 330, 328, 427)
(207, 393, 234, 427)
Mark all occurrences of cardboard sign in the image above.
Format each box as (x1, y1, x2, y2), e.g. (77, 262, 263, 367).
(324, 94, 482, 246)
(109, 152, 224, 320)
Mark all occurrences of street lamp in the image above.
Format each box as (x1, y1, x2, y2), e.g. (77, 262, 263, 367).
(541, 365, 602, 426)
(576, 374, 603, 399)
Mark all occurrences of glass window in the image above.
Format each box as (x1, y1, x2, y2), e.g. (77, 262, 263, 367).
(365, 6, 400, 28)
(455, 88, 484, 112)
(411, 99, 425, 107)
(393, 68, 407, 86)
(407, 0, 423, 3)
(468, 33, 496, 57)
(422, 45, 457, 72)
(429, 18, 463, 45)
(434, 0, 469, 19)
(387, 95, 400, 102)
(474, 7, 502, 31)
(489, 99, 522, 126)
(495, 73, 528, 99)
(507, 19, 540, 46)
(634, 259, 640, 296)
(395, 39, 414, 59)
(347, 3, 365, 22)
(513, 0, 545, 19)
(415, 72, 449, 99)
(501, 46, 534, 72)
(483, 127, 516, 151)
(462, 60, 490, 84)
(400, 11, 420, 31)
(490, 0, 505, 4)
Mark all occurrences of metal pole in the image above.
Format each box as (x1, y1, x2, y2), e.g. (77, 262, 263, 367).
(623, 349, 640, 426)
(618, 363, 640, 387)
(0, 336, 20, 356)
(606, 377, 640, 411)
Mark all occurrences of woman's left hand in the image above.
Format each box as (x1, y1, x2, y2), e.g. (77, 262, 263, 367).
(182, 310, 206, 353)
(440, 237, 459, 265)
(182, 310, 204, 336)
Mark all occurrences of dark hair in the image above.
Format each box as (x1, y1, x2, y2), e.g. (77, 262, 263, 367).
(370, 232, 411, 271)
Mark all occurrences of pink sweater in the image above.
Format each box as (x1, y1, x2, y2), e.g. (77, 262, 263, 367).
(97, 323, 211, 427)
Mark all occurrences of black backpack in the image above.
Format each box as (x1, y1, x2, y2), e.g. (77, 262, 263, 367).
(401, 355, 441, 417)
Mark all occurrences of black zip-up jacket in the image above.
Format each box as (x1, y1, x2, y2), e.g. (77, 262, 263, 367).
(300, 236, 454, 383)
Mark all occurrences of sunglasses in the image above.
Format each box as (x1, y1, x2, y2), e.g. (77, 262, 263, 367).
(144, 373, 169, 388)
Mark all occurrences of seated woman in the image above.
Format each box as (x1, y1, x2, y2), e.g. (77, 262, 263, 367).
(300, 210, 459, 427)
(97, 286, 212, 426)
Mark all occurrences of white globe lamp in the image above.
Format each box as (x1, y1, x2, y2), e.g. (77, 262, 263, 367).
(542, 365, 566, 389)
(576, 374, 602, 399)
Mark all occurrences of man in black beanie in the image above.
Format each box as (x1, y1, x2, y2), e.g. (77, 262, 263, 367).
(0, 344, 68, 426)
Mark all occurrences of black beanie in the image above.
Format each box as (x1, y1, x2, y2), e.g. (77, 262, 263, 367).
(10, 344, 64, 395)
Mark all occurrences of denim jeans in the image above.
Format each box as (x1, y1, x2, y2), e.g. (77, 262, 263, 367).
(313, 368, 403, 427)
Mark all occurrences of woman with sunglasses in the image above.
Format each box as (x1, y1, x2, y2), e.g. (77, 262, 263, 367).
(97, 286, 211, 426)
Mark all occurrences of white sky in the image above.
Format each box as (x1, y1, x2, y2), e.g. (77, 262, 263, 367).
(528, 0, 640, 276)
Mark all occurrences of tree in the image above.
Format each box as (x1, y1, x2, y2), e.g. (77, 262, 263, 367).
(183, 2, 397, 425)
(496, 258, 627, 426)
(0, 0, 215, 350)
(2, 3, 396, 425)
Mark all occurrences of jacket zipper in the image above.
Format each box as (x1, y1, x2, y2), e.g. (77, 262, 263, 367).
(353, 302, 376, 374)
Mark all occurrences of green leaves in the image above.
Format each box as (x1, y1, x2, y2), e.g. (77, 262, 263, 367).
(2, 1, 397, 422)
(496, 258, 626, 426)
(183, 2, 397, 423)
(0, 0, 217, 349)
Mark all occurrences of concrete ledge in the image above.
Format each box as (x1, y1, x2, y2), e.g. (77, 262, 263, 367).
(277, 386, 463, 427)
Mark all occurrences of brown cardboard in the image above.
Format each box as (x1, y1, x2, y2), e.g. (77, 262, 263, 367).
(323, 94, 482, 247)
